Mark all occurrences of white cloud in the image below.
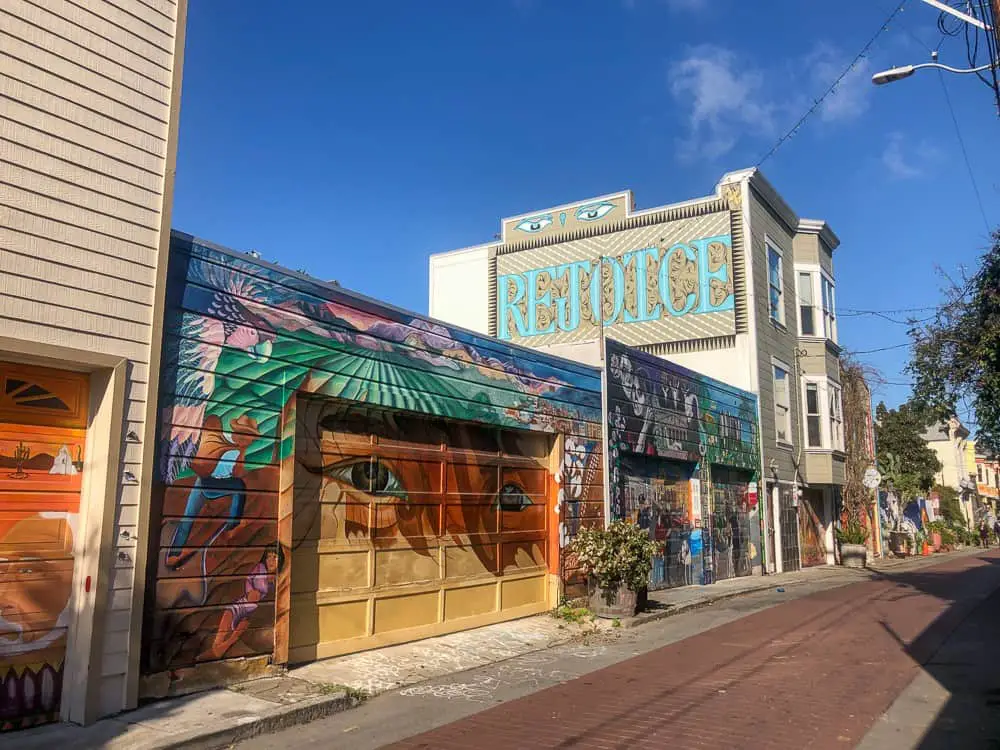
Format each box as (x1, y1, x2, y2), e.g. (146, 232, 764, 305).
(881, 132, 941, 179)
(668, 45, 777, 162)
(667, 42, 874, 161)
(804, 43, 872, 123)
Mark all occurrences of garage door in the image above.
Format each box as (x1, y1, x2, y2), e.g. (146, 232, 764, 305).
(289, 403, 553, 663)
(0, 363, 88, 731)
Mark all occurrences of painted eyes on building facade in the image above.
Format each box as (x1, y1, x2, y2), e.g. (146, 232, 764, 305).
(497, 483, 533, 512)
(514, 215, 553, 234)
(575, 202, 615, 222)
(329, 458, 405, 496)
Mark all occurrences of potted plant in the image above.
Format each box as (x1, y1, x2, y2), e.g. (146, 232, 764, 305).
(568, 520, 660, 618)
(836, 517, 869, 568)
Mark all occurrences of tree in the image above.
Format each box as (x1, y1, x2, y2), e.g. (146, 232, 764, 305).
(933, 484, 963, 525)
(874, 401, 942, 500)
(840, 358, 874, 525)
(908, 230, 1000, 454)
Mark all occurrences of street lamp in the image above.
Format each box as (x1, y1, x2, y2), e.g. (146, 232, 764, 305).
(872, 61, 997, 85)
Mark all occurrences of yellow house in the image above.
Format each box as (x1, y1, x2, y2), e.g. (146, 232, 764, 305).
(924, 418, 977, 528)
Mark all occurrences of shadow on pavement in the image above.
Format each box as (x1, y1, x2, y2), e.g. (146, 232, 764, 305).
(871, 552, 1000, 749)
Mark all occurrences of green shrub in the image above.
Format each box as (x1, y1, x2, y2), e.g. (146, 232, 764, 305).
(568, 520, 660, 593)
(836, 518, 869, 545)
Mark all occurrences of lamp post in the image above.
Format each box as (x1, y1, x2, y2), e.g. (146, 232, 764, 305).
(872, 61, 997, 85)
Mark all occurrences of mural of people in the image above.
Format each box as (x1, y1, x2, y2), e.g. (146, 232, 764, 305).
(197, 546, 283, 662)
(165, 415, 260, 571)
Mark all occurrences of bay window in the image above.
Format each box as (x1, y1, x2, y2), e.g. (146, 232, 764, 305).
(805, 382, 822, 447)
(795, 267, 837, 343)
(801, 376, 845, 451)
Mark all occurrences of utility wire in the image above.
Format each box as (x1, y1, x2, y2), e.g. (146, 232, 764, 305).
(846, 341, 912, 355)
(936, 68, 992, 234)
(755, 0, 908, 167)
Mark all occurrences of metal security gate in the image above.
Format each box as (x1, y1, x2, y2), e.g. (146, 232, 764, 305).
(619, 455, 697, 590)
(779, 487, 802, 573)
(0, 363, 89, 731)
(711, 468, 753, 581)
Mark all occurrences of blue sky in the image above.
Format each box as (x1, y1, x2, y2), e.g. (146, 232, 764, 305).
(171, 0, 1000, 414)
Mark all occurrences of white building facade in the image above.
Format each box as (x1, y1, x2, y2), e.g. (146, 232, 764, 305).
(430, 169, 846, 573)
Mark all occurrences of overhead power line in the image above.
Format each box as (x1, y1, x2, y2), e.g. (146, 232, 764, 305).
(845, 341, 912, 355)
(936, 69, 992, 234)
(756, 0, 908, 167)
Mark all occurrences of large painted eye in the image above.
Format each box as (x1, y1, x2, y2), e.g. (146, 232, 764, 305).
(575, 202, 615, 222)
(514, 215, 553, 234)
(497, 483, 533, 512)
(332, 459, 404, 496)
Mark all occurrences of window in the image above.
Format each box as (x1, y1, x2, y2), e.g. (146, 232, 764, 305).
(979, 465, 984, 483)
(805, 382, 822, 447)
(797, 272, 816, 336)
(829, 383, 844, 451)
(821, 276, 836, 340)
(773, 363, 792, 444)
(767, 242, 784, 324)
(793, 269, 838, 343)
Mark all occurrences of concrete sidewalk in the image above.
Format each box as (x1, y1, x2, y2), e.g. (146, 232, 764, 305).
(12, 548, 979, 750)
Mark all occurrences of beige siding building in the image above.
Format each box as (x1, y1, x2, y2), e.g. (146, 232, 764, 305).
(1, 0, 187, 726)
(429, 169, 845, 574)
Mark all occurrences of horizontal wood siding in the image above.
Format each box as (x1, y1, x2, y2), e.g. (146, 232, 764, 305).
(1, 0, 181, 718)
(748, 188, 802, 482)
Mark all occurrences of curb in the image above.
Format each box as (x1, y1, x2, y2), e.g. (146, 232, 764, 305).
(158, 691, 364, 750)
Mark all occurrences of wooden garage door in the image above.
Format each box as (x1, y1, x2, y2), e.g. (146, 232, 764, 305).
(0, 363, 88, 731)
(289, 404, 553, 663)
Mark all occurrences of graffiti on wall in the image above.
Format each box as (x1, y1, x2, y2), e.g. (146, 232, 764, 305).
(149, 235, 604, 678)
(603, 339, 760, 587)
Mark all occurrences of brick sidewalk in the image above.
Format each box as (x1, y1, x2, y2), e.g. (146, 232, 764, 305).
(386, 549, 1000, 750)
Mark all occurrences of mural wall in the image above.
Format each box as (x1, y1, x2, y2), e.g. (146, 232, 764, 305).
(496, 209, 737, 347)
(604, 339, 760, 586)
(147, 234, 604, 688)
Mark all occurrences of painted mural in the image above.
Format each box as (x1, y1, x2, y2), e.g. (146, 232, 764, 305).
(494, 207, 738, 347)
(0, 366, 89, 731)
(148, 234, 604, 684)
(603, 338, 760, 588)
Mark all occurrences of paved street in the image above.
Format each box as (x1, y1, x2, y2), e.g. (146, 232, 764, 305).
(238, 550, 1000, 750)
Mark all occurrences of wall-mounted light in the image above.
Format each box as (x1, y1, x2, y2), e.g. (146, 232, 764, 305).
(126, 430, 140, 442)
(123, 470, 137, 484)
(120, 529, 131, 540)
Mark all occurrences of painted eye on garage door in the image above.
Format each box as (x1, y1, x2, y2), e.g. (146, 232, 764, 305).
(330, 459, 404, 496)
(496, 483, 533, 512)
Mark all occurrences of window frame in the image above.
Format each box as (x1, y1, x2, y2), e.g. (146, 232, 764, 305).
(800, 375, 844, 451)
(772, 358, 794, 447)
(828, 380, 844, 452)
(765, 237, 785, 327)
(793, 265, 838, 344)
(803, 380, 823, 448)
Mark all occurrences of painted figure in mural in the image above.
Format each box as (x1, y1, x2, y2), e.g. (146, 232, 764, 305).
(557, 435, 598, 548)
(197, 546, 283, 662)
(165, 414, 261, 570)
(48, 445, 77, 475)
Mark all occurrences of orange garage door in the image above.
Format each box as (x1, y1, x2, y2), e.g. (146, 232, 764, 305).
(289, 402, 553, 663)
(0, 363, 88, 731)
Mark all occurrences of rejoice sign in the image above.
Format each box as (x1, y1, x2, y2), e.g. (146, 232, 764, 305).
(497, 235, 735, 340)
